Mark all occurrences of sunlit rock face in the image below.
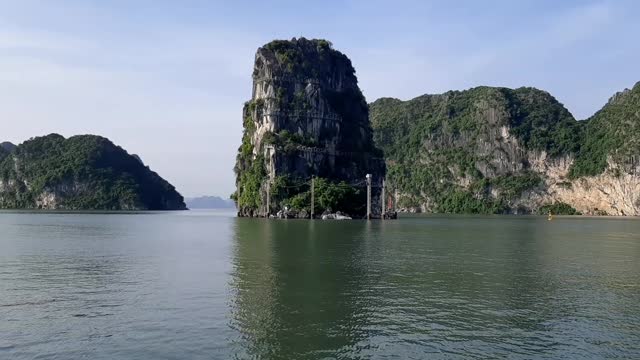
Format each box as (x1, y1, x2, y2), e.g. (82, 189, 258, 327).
(234, 38, 385, 218)
(371, 83, 640, 216)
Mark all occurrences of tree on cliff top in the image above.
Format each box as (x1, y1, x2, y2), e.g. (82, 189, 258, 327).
(259, 37, 357, 81)
(570, 81, 640, 177)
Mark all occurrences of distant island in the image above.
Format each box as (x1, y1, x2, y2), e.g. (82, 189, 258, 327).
(0, 134, 186, 210)
(186, 196, 235, 209)
(233, 37, 640, 216)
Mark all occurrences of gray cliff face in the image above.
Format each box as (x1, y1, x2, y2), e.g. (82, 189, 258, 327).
(529, 156, 640, 216)
(434, 121, 640, 215)
(0, 178, 139, 210)
(250, 44, 374, 154)
(235, 38, 385, 217)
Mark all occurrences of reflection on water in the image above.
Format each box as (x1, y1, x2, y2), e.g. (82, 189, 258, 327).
(229, 219, 373, 359)
(1, 212, 639, 359)
(228, 216, 640, 359)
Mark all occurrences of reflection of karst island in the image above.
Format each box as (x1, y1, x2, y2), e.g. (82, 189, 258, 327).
(234, 38, 640, 217)
(229, 220, 375, 357)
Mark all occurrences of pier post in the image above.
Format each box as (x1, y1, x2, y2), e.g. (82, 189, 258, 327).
(366, 174, 372, 220)
(394, 188, 398, 212)
(381, 179, 386, 219)
(266, 180, 270, 217)
(311, 177, 315, 219)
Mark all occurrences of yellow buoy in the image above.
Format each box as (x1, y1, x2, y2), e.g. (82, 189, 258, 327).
(548, 210, 553, 221)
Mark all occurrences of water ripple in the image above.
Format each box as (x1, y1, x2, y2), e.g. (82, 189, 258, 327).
(1, 213, 639, 359)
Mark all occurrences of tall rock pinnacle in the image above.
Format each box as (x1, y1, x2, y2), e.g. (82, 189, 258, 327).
(234, 38, 385, 218)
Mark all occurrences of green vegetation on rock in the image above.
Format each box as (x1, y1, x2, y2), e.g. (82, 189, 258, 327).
(538, 202, 581, 215)
(0, 134, 186, 210)
(273, 177, 365, 216)
(238, 38, 640, 216)
(262, 130, 318, 151)
(371, 82, 640, 214)
(235, 38, 385, 217)
(233, 154, 266, 213)
(570, 81, 640, 178)
(505, 87, 582, 156)
(262, 38, 344, 79)
(233, 100, 263, 213)
(371, 87, 566, 214)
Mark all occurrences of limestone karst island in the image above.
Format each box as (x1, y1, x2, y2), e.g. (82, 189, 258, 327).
(233, 39, 385, 219)
(1, 38, 639, 216)
(233, 38, 640, 217)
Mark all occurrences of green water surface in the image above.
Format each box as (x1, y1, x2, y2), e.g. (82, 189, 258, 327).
(1, 211, 639, 359)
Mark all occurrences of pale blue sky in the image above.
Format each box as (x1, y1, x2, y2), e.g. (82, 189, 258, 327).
(1, 0, 638, 197)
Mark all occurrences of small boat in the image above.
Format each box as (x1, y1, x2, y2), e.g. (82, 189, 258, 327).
(321, 212, 352, 220)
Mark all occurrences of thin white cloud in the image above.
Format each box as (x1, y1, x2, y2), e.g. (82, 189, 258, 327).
(352, 1, 623, 119)
(0, 22, 254, 197)
(0, 0, 637, 196)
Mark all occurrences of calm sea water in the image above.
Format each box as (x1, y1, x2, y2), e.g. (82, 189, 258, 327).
(1, 211, 639, 359)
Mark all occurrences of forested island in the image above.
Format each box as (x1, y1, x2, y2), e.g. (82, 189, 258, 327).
(0, 134, 186, 210)
(234, 38, 640, 216)
(3, 38, 637, 215)
(370, 82, 640, 215)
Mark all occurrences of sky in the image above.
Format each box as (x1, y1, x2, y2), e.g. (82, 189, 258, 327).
(1, 0, 638, 198)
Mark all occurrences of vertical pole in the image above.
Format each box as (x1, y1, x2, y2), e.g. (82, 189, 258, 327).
(366, 174, 372, 220)
(381, 179, 386, 219)
(265, 146, 271, 218)
(266, 180, 270, 218)
(310, 177, 315, 220)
